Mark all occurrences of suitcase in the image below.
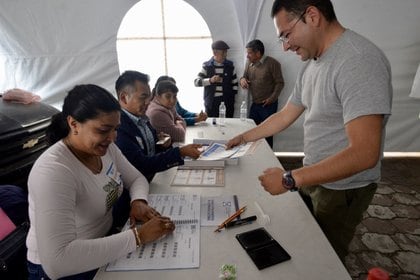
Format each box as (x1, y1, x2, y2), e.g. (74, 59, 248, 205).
(0, 98, 59, 189)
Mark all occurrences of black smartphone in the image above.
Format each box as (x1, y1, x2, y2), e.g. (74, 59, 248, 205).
(236, 227, 291, 270)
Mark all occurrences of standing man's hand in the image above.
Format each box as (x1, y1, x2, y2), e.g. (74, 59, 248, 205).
(240, 77, 250, 89)
(210, 75, 223, 84)
(261, 97, 274, 107)
(258, 167, 288, 195)
(226, 134, 246, 149)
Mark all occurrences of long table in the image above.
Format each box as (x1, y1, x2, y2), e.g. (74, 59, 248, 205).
(94, 118, 351, 280)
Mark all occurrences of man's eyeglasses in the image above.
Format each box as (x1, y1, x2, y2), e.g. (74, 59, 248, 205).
(277, 10, 306, 45)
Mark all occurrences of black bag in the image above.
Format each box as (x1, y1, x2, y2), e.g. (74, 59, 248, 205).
(0, 222, 29, 275)
(0, 184, 30, 279)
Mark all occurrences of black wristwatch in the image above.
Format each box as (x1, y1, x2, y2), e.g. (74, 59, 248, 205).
(282, 171, 298, 192)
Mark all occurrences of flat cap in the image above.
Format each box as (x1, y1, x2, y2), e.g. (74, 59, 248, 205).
(211, 40, 230, 50)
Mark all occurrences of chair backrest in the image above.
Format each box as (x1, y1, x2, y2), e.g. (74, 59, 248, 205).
(0, 185, 28, 226)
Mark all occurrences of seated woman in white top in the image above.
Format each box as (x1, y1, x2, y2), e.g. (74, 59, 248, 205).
(26, 84, 175, 280)
(146, 80, 187, 142)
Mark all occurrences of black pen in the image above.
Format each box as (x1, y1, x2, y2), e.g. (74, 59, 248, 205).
(225, 215, 257, 228)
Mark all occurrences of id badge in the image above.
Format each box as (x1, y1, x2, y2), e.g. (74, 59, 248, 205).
(106, 162, 122, 186)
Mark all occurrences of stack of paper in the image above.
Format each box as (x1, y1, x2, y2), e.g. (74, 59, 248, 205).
(107, 194, 200, 271)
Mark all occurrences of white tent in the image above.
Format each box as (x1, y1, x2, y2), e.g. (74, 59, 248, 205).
(1, 0, 419, 152)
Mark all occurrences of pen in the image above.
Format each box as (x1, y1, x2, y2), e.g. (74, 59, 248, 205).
(214, 206, 246, 232)
(225, 215, 257, 228)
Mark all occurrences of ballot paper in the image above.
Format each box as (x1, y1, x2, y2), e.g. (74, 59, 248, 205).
(193, 139, 259, 160)
(200, 195, 239, 226)
(198, 142, 240, 161)
(106, 193, 200, 271)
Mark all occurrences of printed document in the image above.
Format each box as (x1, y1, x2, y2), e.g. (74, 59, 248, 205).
(199, 142, 240, 160)
(106, 193, 200, 271)
(172, 168, 225, 187)
(200, 195, 239, 226)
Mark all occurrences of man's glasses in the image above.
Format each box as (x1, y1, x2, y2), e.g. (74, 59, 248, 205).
(277, 10, 306, 45)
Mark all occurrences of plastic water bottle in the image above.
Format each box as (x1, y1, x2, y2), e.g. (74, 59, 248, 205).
(240, 101, 247, 121)
(218, 102, 226, 125)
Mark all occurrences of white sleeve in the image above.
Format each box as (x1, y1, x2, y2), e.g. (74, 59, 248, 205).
(28, 149, 138, 279)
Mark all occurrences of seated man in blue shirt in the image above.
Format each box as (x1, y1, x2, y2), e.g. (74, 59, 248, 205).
(176, 102, 207, 126)
(115, 70, 202, 182)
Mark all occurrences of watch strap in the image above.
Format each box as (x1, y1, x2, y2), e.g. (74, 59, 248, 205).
(283, 170, 298, 192)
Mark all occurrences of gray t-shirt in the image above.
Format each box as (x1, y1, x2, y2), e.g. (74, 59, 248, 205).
(289, 29, 392, 190)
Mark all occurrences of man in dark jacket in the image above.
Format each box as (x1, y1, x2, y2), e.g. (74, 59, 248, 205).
(115, 70, 201, 182)
(194, 40, 238, 117)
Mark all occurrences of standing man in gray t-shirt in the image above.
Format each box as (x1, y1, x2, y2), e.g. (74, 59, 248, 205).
(227, 0, 392, 261)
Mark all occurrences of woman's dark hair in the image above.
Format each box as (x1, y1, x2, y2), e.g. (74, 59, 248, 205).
(152, 75, 176, 96)
(155, 80, 178, 96)
(271, 0, 337, 22)
(46, 84, 120, 145)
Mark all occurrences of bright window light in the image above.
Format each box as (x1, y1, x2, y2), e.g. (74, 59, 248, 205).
(117, 0, 212, 112)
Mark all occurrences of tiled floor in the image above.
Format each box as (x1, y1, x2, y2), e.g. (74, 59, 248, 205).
(279, 157, 420, 280)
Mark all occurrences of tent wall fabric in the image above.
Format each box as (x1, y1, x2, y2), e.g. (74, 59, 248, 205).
(1, 0, 419, 152)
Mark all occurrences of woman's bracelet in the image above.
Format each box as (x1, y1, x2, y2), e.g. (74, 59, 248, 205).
(132, 226, 142, 248)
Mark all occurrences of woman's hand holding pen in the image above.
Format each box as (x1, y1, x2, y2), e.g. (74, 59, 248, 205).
(136, 216, 176, 244)
(130, 200, 175, 244)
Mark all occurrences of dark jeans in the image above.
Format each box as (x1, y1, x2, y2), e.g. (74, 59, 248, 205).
(27, 261, 97, 280)
(249, 100, 278, 148)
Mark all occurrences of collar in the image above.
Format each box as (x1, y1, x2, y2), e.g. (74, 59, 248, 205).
(250, 55, 267, 67)
(211, 57, 225, 66)
(122, 109, 149, 125)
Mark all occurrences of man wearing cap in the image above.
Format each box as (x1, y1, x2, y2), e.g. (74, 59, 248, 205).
(194, 40, 238, 117)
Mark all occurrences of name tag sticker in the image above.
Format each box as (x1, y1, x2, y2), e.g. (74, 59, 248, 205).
(106, 162, 122, 186)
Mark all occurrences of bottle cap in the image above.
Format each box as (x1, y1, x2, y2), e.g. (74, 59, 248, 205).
(367, 267, 390, 280)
